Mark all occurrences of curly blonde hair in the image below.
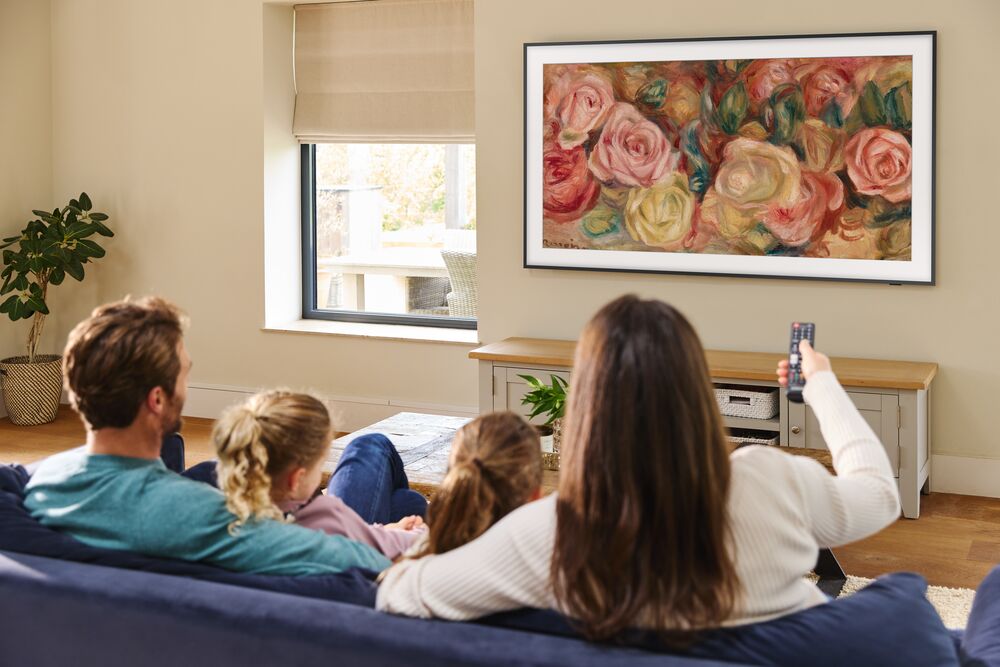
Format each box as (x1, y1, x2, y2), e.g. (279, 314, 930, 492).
(212, 390, 331, 534)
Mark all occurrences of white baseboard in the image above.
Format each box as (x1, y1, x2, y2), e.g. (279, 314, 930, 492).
(930, 454, 1000, 498)
(184, 382, 478, 433)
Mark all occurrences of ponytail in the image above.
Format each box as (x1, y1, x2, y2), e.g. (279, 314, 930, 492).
(415, 412, 541, 556)
(212, 391, 332, 534)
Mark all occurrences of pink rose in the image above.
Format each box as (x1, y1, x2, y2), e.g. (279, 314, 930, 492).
(742, 59, 797, 105)
(589, 103, 680, 188)
(762, 172, 844, 246)
(795, 62, 858, 117)
(542, 140, 600, 223)
(844, 128, 912, 203)
(545, 67, 615, 149)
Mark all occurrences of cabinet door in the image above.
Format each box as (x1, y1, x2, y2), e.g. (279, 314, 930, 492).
(493, 366, 571, 423)
(788, 392, 899, 474)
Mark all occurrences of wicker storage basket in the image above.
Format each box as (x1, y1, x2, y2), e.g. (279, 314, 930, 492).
(728, 428, 780, 448)
(0, 355, 63, 426)
(714, 385, 779, 420)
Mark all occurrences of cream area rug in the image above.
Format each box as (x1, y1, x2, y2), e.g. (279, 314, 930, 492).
(838, 575, 976, 629)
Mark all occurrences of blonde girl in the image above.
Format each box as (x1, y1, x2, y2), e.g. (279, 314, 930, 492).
(213, 390, 425, 560)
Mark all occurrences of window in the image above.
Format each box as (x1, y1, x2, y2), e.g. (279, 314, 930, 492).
(301, 143, 477, 329)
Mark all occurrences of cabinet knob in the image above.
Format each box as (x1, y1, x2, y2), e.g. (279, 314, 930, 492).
(791, 426, 801, 435)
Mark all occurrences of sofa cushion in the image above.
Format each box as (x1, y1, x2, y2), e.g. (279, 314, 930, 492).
(1, 551, 743, 667)
(0, 462, 378, 607)
(483, 573, 959, 667)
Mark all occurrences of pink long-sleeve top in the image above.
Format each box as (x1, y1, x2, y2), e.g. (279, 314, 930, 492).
(279, 494, 420, 560)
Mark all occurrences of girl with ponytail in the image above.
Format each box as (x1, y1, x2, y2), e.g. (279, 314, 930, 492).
(411, 411, 542, 558)
(213, 390, 425, 559)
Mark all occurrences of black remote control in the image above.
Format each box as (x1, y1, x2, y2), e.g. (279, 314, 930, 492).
(786, 322, 815, 404)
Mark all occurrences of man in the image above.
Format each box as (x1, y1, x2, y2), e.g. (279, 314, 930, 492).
(24, 297, 390, 575)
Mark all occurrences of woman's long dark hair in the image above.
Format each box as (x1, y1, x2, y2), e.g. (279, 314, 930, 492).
(551, 295, 739, 641)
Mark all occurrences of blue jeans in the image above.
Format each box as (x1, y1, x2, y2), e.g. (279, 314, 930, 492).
(181, 433, 427, 525)
(961, 564, 1000, 664)
(327, 433, 427, 524)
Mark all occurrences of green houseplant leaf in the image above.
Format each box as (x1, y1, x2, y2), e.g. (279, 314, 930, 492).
(1, 194, 112, 361)
(518, 374, 569, 425)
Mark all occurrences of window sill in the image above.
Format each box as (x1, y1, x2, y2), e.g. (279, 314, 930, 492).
(263, 319, 480, 345)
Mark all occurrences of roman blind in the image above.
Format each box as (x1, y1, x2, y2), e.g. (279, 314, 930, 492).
(293, 0, 474, 143)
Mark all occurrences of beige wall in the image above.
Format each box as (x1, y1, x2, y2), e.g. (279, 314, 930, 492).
(43, 0, 478, 426)
(0, 0, 52, 363)
(475, 0, 1000, 460)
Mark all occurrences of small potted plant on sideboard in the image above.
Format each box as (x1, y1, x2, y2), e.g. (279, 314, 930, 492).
(0, 193, 113, 425)
(518, 373, 568, 470)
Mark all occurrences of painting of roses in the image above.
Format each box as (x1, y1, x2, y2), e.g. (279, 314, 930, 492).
(525, 33, 935, 283)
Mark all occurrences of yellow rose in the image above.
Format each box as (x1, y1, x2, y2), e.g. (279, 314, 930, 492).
(703, 138, 802, 238)
(662, 80, 702, 128)
(623, 175, 695, 251)
(799, 119, 846, 173)
(880, 220, 912, 260)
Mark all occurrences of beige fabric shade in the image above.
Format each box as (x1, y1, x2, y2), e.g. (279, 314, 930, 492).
(293, 0, 474, 143)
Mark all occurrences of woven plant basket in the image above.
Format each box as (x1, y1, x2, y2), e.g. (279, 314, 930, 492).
(541, 418, 563, 471)
(0, 355, 63, 426)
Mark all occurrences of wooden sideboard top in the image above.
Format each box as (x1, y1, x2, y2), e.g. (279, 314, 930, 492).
(470, 337, 938, 390)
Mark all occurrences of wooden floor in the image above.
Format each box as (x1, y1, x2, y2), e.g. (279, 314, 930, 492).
(3, 407, 998, 590)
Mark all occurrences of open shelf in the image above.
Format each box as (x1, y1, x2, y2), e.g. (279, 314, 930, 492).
(722, 415, 781, 432)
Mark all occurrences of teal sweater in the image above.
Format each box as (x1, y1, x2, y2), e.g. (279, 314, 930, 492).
(23, 450, 391, 575)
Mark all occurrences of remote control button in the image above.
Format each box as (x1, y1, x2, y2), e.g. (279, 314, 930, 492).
(790, 354, 798, 365)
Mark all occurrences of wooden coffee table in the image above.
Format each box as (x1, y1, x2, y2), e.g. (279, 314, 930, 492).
(322, 412, 560, 498)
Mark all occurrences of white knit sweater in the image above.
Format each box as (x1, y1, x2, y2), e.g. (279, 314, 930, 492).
(377, 371, 901, 626)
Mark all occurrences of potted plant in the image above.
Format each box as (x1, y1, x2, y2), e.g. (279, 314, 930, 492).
(518, 374, 568, 470)
(0, 193, 113, 425)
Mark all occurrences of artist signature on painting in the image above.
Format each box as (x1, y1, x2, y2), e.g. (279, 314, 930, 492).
(543, 241, 585, 250)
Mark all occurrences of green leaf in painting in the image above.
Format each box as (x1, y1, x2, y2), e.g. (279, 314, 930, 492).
(681, 121, 712, 196)
(869, 204, 912, 228)
(636, 79, 668, 110)
(89, 212, 109, 222)
(0, 294, 16, 314)
(768, 84, 805, 146)
(50, 267, 65, 285)
(859, 80, 887, 127)
(885, 82, 912, 130)
(79, 192, 92, 211)
(580, 204, 622, 239)
(821, 101, 843, 128)
(717, 82, 749, 135)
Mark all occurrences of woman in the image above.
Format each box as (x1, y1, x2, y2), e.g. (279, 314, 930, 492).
(377, 295, 900, 639)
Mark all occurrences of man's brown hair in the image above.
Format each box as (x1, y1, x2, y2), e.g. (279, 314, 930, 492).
(64, 297, 187, 430)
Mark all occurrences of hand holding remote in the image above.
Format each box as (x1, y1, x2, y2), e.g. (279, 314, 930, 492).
(776, 340, 832, 387)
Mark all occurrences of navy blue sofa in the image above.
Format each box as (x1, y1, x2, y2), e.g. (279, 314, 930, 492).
(0, 437, 995, 667)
